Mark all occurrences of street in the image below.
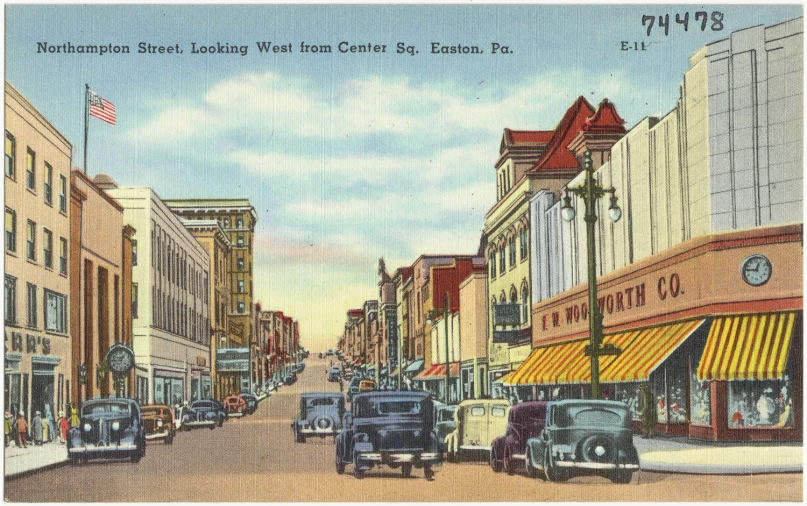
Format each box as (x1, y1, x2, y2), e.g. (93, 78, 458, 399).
(4, 357, 802, 502)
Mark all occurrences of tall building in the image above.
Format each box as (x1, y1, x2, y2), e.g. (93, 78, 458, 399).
(70, 171, 135, 406)
(101, 184, 212, 405)
(164, 199, 257, 393)
(4, 82, 73, 423)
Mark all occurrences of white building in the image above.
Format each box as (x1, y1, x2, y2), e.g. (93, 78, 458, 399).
(101, 183, 212, 405)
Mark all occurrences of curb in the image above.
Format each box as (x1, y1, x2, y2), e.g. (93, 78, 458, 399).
(640, 459, 803, 475)
(5, 457, 70, 480)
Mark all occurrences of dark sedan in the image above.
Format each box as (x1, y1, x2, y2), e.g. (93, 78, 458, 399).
(490, 401, 550, 475)
(67, 398, 146, 463)
(239, 392, 258, 414)
(181, 400, 220, 430)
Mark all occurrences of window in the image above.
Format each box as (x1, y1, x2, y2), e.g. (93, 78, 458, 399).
(44, 163, 53, 205)
(521, 285, 529, 325)
(237, 279, 245, 293)
(236, 217, 243, 228)
(5, 275, 17, 324)
(509, 236, 516, 268)
(237, 301, 245, 313)
(132, 283, 138, 319)
(489, 250, 496, 279)
(26, 221, 36, 261)
(5, 208, 16, 252)
(45, 290, 67, 333)
(237, 257, 244, 271)
(26, 283, 37, 328)
(59, 238, 67, 275)
(43, 229, 53, 269)
(132, 240, 137, 266)
(499, 247, 505, 275)
(520, 228, 527, 260)
(58, 175, 67, 213)
(25, 148, 35, 191)
(237, 235, 244, 246)
(5, 131, 15, 178)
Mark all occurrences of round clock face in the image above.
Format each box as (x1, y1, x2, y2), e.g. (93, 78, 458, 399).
(107, 346, 134, 373)
(740, 254, 772, 286)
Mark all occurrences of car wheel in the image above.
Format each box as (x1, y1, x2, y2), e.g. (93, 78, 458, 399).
(424, 464, 435, 481)
(209, 424, 216, 430)
(182, 423, 190, 432)
(401, 463, 413, 477)
(504, 449, 516, 475)
(490, 448, 503, 473)
(611, 471, 633, 484)
(335, 452, 346, 475)
(130, 450, 142, 463)
(295, 429, 306, 444)
(544, 449, 568, 483)
(353, 467, 364, 479)
(525, 448, 540, 479)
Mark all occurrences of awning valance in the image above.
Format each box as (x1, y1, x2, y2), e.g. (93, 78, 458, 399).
(404, 359, 424, 373)
(414, 363, 460, 380)
(697, 312, 797, 381)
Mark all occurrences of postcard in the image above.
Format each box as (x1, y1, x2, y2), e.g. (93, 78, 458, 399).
(3, 3, 803, 502)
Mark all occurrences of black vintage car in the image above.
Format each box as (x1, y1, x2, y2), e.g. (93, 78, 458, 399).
(239, 392, 258, 415)
(67, 398, 146, 463)
(524, 399, 640, 483)
(335, 391, 442, 480)
(292, 392, 346, 442)
(181, 400, 220, 430)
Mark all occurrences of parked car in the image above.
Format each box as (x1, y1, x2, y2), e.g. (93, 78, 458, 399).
(328, 367, 341, 382)
(181, 400, 220, 430)
(524, 399, 640, 483)
(296, 362, 306, 373)
(67, 398, 146, 463)
(141, 404, 176, 445)
(335, 391, 442, 479)
(490, 401, 550, 474)
(223, 394, 248, 416)
(206, 398, 228, 426)
(346, 376, 362, 402)
(292, 392, 346, 443)
(433, 403, 457, 454)
(239, 392, 258, 414)
(342, 367, 354, 381)
(358, 379, 377, 393)
(444, 399, 510, 462)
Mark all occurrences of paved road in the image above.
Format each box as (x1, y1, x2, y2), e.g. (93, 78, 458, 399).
(4, 358, 802, 502)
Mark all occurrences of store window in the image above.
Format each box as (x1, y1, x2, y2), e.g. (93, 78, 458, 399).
(727, 375, 793, 428)
(690, 369, 711, 425)
(153, 376, 185, 405)
(44, 289, 67, 334)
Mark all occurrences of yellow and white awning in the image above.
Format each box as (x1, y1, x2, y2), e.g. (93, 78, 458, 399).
(697, 312, 797, 381)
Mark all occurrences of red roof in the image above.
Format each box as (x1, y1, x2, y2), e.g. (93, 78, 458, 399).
(506, 129, 554, 144)
(431, 258, 486, 313)
(583, 99, 627, 134)
(529, 96, 596, 173)
(347, 309, 364, 318)
(400, 266, 414, 284)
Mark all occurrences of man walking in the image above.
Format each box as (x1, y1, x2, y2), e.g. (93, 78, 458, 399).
(32, 411, 44, 445)
(15, 412, 28, 448)
(638, 383, 656, 439)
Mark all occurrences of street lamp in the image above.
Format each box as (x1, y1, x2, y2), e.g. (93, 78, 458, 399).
(427, 292, 451, 403)
(560, 150, 623, 400)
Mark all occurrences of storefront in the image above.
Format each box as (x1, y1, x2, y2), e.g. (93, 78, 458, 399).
(153, 367, 185, 406)
(216, 347, 250, 398)
(517, 225, 802, 442)
(414, 362, 461, 403)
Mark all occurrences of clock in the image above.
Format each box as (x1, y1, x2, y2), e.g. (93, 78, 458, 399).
(740, 254, 772, 287)
(106, 343, 135, 374)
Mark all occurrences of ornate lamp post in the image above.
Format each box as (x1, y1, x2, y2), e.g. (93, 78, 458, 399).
(560, 150, 623, 399)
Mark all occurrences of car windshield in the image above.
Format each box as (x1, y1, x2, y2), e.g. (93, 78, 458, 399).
(307, 397, 335, 407)
(144, 407, 169, 417)
(437, 407, 456, 422)
(554, 405, 627, 427)
(192, 402, 213, 409)
(84, 402, 131, 417)
(376, 401, 421, 415)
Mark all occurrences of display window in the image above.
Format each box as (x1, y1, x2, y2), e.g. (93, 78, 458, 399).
(727, 374, 793, 428)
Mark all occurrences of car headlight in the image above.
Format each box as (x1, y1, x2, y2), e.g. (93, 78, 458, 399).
(359, 434, 369, 442)
(84, 423, 92, 432)
(157, 419, 163, 427)
(112, 422, 120, 431)
(413, 430, 421, 438)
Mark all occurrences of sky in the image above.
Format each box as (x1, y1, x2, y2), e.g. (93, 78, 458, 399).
(5, 4, 802, 351)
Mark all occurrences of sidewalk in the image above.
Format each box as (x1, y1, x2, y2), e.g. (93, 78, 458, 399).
(4, 440, 69, 479)
(634, 435, 803, 474)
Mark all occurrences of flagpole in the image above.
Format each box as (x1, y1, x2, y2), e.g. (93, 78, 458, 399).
(83, 84, 89, 174)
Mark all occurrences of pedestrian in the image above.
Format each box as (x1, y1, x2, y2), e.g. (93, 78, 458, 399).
(58, 411, 70, 443)
(339, 377, 344, 393)
(44, 405, 56, 442)
(4, 411, 12, 447)
(638, 383, 656, 438)
(15, 412, 28, 448)
(69, 407, 80, 428)
(32, 411, 44, 445)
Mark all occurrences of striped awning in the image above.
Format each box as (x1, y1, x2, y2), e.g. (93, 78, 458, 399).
(697, 312, 797, 381)
(508, 340, 587, 386)
(414, 362, 460, 380)
(496, 371, 517, 385)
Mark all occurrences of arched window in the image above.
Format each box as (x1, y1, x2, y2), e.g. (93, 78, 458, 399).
(521, 283, 530, 325)
(520, 227, 528, 260)
(509, 235, 516, 268)
(509, 286, 518, 303)
(489, 249, 497, 279)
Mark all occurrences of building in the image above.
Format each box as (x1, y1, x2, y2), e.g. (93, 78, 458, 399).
(164, 199, 258, 394)
(70, 171, 135, 407)
(512, 18, 803, 441)
(4, 82, 73, 424)
(485, 97, 626, 399)
(179, 218, 231, 398)
(101, 184, 212, 405)
(392, 266, 414, 384)
(458, 269, 490, 399)
(377, 259, 397, 386)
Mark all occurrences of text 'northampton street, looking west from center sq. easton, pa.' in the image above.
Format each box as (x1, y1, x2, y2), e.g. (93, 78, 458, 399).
(2, 4, 804, 503)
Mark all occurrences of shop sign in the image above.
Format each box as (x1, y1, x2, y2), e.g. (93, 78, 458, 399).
(386, 310, 397, 368)
(494, 303, 522, 326)
(7, 332, 51, 355)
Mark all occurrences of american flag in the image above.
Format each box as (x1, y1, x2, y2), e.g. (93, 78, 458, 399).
(88, 90, 116, 125)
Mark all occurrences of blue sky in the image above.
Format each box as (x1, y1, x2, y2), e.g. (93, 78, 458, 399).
(5, 4, 802, 349)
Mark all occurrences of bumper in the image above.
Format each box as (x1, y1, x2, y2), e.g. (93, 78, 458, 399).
(184, 420, 216, 428)
(145, 430, 171, 440)
(300, 428, 340, 435)
(358, 452, 442, 463)
(556, 461, 640, 470)
(460, 445, 491, 451)
(69, 442, 138, 455)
